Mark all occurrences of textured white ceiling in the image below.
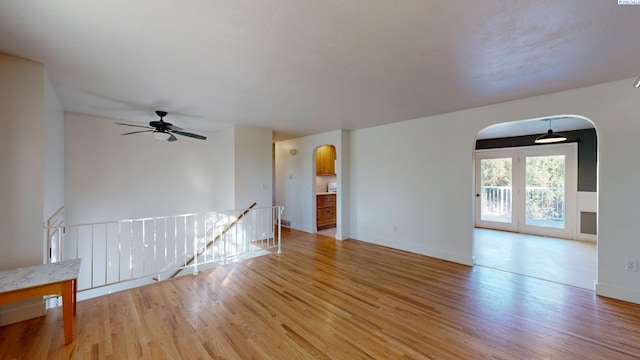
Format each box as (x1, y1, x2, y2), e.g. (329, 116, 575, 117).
(0, 1, 637, 140)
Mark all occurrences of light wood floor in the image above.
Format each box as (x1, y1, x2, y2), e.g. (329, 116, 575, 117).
(474, 228, 597, 289)
(2, 229, 640, 359)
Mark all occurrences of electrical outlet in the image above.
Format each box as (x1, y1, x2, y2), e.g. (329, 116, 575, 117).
(625, 259, 638, 272)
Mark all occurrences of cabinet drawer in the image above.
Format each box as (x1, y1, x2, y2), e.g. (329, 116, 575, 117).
(317, 194, 336, 208)
(317, 207, 336, 227)
(316, 194, 336, 229)
(317, 207, 335, 219)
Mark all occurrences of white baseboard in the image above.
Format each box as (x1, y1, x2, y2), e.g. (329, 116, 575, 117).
(350, 233, 474, 266)
(595, 282, 640, 305)
(575, 233, 597, 243)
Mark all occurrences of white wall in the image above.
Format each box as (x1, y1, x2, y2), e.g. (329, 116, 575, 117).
(233, 125, 273, 210)
(350, 117, 476, 265)
(65, 113, 229, 224)
(276, 78, 640, 304)
(275, 129, 349, 239)
(64, 115, 274, 225)
(0, 54, 49, 325)
(0, 54, 45, 269)
(338, 130, 350, 240)
(212, 127, 235, 211)
(43, 70, 65, 223)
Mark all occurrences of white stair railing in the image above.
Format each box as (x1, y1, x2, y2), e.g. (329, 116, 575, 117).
(44, 205, 283, 297)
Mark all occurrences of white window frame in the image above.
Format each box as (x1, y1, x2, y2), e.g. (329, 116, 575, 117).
(475, 143, 578, 239)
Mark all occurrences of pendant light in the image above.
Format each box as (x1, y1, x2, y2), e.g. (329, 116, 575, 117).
(535, 119, 567, 144)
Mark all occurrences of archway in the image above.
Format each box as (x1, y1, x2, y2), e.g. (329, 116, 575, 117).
(473, 115, 598, 289)
(314, 144, 338, 238)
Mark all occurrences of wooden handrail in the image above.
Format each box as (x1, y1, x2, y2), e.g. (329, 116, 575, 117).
(167, 202, 258, 279)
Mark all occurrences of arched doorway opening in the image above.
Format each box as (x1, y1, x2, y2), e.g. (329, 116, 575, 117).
(473, 115, 598, 289)
(314, 144, 338, 237)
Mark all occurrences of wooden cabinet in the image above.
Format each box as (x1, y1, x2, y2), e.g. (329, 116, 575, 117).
(316, 194, 336, 230)
(316, 145, 336, 176)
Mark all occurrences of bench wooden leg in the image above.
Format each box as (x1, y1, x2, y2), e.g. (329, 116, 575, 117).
(62, 281, 73, 344)
(73, 278, 77, 316)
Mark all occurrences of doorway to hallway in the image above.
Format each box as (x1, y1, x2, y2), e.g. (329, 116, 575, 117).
(473, 228, 596, 289)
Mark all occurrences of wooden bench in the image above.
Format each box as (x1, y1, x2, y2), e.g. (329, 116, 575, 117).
(0, 259, 81, 344)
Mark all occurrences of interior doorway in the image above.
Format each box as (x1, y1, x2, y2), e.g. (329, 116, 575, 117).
(314, 145, 337, 238)
(473, 116, 598, 289)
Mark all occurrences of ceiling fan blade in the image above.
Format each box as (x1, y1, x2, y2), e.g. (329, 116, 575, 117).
(172, 130, 207, 140)
(115, 122, 152, 129)
(167, 134, 178, 142)
(167, 124, 183, 131)
(122, 130, 154, 135)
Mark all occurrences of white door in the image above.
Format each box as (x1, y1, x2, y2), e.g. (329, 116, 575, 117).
(475, 143, 577, 239)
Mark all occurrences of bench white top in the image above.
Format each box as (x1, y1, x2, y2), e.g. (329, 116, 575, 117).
(0, 259, 81, 293)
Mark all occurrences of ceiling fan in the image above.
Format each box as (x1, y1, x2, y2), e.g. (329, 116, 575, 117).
(115, 111, 207, 142)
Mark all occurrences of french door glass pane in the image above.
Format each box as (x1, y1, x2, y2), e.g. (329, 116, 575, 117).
(480, 158, 512, 223)
(525, 155, 565, 228)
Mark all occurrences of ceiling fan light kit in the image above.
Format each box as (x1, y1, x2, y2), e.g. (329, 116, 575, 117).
(633, 75, 640, 89)
(115, 110, 206, 142)
(534, 118, 567, 144)
(153, 131, 171, 141)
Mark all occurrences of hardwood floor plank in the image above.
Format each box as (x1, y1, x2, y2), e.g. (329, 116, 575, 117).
(2, 228, 640, 359)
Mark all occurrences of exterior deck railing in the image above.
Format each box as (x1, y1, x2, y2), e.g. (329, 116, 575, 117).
(480, 186, 564, 221)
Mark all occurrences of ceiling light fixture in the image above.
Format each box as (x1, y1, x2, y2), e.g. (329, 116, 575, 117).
(633, 75, 640, 89)
(153, 131, 171, 141)
(534, 119, 567, 144)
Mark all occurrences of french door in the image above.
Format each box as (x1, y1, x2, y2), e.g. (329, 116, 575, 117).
(475, 143, 577, 239)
